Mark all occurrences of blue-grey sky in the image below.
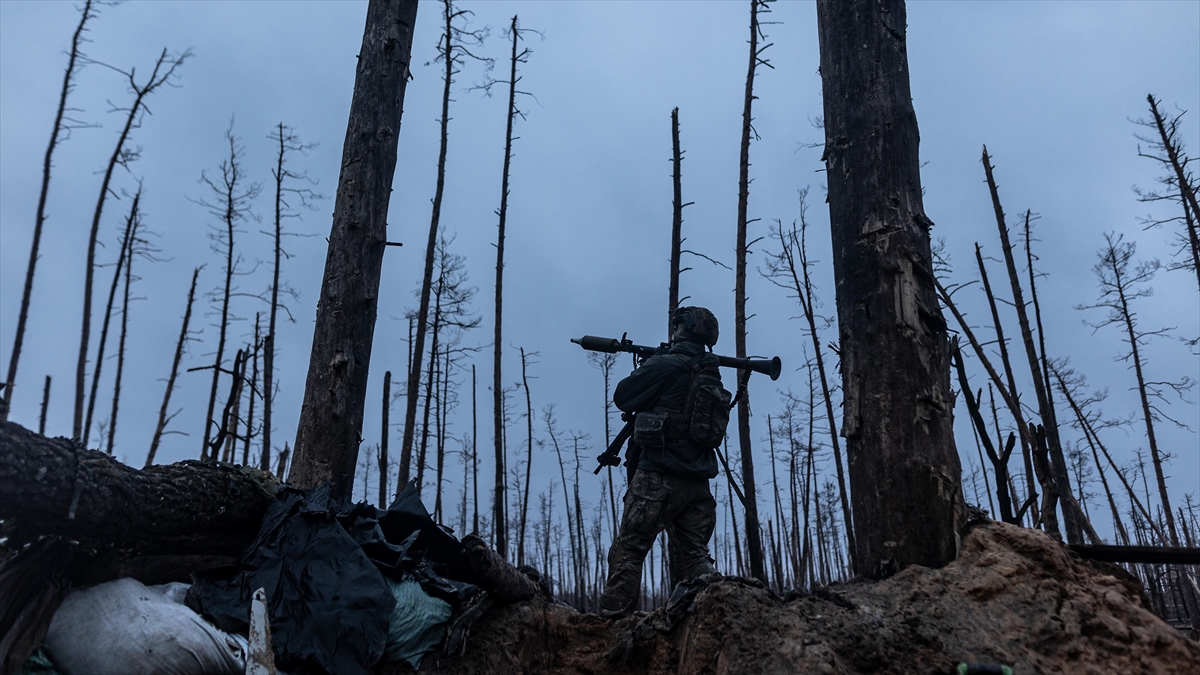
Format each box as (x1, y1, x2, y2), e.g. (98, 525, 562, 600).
(2, 1, 1197, 548)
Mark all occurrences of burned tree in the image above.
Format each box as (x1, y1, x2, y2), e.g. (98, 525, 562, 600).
(1136, 95, 1200, 291)
(1079, 233, 1190, 547)
(82, 188, 141, 449)
(147, 266, 203, 467)
(195, 125, 259, 461)
(399, 0, 488, 490)
(733, 0, 773, 583)
(815, 0, 962, 575)
(762, 192, 857, 569)
(3, 0, 96, 420)
(490, 15, 532, 559)
(73, 48, 187, 441)
(262, 123, 320, 473)
(290, 0, 419, 500)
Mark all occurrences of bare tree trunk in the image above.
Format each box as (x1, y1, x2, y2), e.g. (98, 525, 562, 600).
(981, 151, 1082, 543)
(290, 0, 419, 500)
(493, 15, 527, 559)
(1146, 94, 1200, 290)
(241, 314, 261, 466)
(84, 189, 140, 448)
(816, 0, 962, 576)
(74, 49, 185, 441)
(200, 127, 256, 461)
(972, 243, 1039, 525)
(401, 0, 456, 487)
(379, 370, 391, 507)
(434, 346, 451, 521)
(667, 107, 691, 335)
(767, 203, 857, 569)
(416, 277, 444, 496)
(1053, 364, 1166, 544)
(1089, 235, 1180, 546)
(147, 267, 201, 467)
(472, 364, 479, 533)
(106, 198, 140, 457)
(734, 0, 770, 583)
(950, 339, 1015, 523)
(3, 0, 95, 420)
(38, 377, 51, 435)
(517, 346, 534, 566)
(219, 350, 248, 463)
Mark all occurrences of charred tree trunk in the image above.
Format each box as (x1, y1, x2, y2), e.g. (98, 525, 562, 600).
(668, 107, 690, 335)
(401, 0, 457, 488)
(147, 267, 201, 467)
(379, 370, 391, 507)
(950, 339, 1015, 523)
(106, 200, 140, 457)
(200, 128, 255, 461)
(38, 377, 51, 435)
(74, 49, 185, 441)
(0, 420, 277, 556)
(816, 0, 962, 576)
(517, 347, 534, 566)
(493, 15, 526, 559)
(241, 315, 261, 466)
(734, 0, 769, 583)
(981, 152, 1082, 543)
(83, 189, 140, 449)
(3, 0, 94, 420)
(1146, 94, 1200, 290)
(290, 0, 418, 500)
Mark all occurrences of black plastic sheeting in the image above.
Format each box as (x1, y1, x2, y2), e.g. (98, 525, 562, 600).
(186, 481, 479, 675)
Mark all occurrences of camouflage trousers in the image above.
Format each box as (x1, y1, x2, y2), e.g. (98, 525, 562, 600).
(599, 470, 717, 618)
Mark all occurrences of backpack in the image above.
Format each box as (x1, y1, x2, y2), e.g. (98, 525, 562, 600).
(683, 360, 732, 449)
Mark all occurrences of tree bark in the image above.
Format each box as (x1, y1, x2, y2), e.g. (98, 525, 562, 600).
(816, 0, 962, 576)
(981, 152, 1082, 544)
(379, 370, 391, 507)
(2, 0, 94, 421)
(493, 15, 524, 559)
(290, 0, 418, 501)
(147, 267, 201, 467)
(0, 420, 276, 556)
(75, 49, 184, 441)
(668, 107, 687, 336)
(400, 0, 457, 489)
(1147, 94, 1200, 290)
(734, 0, 768, 583)
(83, 189, 139, 449)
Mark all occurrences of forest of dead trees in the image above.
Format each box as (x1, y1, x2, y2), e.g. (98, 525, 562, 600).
(2, 0, 1198, 633)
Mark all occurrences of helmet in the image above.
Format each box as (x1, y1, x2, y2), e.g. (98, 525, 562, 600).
(672, 306, 719, 347)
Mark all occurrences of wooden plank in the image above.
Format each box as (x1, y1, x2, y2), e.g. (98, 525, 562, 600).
(1069, 544, 1200, 565)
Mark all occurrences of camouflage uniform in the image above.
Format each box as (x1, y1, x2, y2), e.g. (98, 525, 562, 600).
(600, 469, 717, 617)
(599, 307, 725, 618)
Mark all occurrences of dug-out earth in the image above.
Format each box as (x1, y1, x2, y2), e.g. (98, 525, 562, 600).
(398, 522, 1198, 675)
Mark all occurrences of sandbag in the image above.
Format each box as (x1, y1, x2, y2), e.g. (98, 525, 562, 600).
(382, 577, 452, 669)
(44, 578, 246, 675)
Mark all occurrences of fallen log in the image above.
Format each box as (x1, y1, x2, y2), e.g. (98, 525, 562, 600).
(0, 420, 278, 556)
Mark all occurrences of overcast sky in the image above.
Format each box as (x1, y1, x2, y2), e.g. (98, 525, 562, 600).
(2, 1, 1197, 546)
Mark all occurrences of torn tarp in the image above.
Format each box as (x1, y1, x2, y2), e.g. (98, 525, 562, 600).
(186, 483, 394, 675)
(186, 481, 481, 675)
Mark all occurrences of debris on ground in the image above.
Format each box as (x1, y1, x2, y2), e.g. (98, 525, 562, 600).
(404, 521, 1200, 675)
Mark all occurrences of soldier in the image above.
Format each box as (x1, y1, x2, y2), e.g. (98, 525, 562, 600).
(598, 306, 730, 619)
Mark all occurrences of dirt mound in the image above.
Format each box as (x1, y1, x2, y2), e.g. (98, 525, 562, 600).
(396, 521, 1197, 674)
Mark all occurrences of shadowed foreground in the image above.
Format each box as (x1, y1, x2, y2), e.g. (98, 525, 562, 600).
(398, 522, 1198, 675)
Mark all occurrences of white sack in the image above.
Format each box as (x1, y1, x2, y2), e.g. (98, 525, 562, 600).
(45, 578, 247, 675)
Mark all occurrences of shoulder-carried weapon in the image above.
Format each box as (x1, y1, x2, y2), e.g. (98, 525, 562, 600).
(573, 334, 781, 474)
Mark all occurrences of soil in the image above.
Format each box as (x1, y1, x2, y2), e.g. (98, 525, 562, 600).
(391, 521, 1199, 675)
